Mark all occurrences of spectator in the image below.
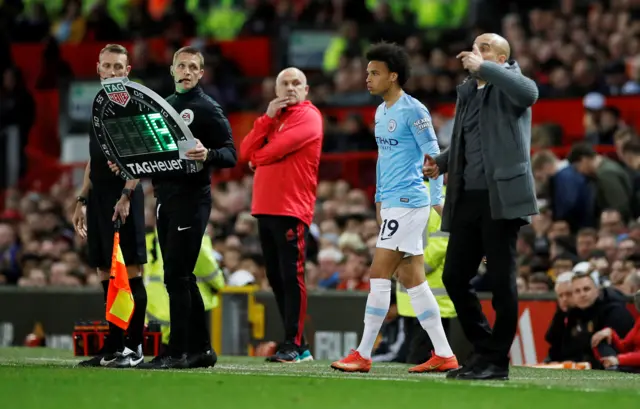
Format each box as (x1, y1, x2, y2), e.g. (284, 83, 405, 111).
(568, 143, 633, 222)
(532, 149, 595, 231)
(591, 291, 640, 373)
(336, 250, 369, 291)
(576, 228, 598, 260)
(316, 248, 342, 290)
(51, 0, 86, 44)
(544, 272, 574, 363)
(0, 66, 35, 183)
(527, 272, 553, 293)
(561, 273, 635, 368)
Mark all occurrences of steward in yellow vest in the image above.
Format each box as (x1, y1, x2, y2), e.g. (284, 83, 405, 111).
(396, 182, 456, 364)
(144, 229, 225, 346)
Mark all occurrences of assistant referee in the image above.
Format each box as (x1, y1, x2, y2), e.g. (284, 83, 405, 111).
(114, 46, 236, 369)
(74, 44, 148, 368)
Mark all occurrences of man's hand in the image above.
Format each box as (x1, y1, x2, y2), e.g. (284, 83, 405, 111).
(601, 356, 619, 369)
(457, 44, 484, 73)
(112, 196, 130, 223)
(423, 154, 440, 178)
(433, 204, 443, 216)
(72, 202, 87, 239)
(248, 161, 256, 172)
(266, 97, 289, 118)
(186, 138, 208, 161)
(591, 328, 613, 348)
(107, 161, 120, 175)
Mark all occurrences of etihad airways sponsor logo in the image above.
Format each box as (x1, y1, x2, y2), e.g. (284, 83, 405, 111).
(126, 160, 183, 175)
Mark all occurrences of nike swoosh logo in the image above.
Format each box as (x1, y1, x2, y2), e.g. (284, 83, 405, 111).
(177, 226, 191, 231)
(380, 237, 392, 241)
(426, 363, 443, 370)
(100, 356, 117, 366)
(130, 355, 144, 366)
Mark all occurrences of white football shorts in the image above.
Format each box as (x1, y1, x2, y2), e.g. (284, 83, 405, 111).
(376, 206, 430, 256)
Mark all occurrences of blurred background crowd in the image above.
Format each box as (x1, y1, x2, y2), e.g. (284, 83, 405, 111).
(1, 0, 640, 318)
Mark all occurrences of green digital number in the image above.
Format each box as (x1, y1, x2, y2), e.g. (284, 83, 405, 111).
(146, 113, 177, 151)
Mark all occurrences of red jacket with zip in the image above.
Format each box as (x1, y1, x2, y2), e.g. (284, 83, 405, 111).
(240, 100, 323, 226)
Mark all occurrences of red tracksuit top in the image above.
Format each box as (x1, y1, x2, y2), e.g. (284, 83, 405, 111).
(240, 100, 323, 227)
(594, 318, 640, 367)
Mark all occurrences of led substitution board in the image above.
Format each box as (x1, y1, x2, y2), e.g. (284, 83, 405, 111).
(91, 77, 202, 180)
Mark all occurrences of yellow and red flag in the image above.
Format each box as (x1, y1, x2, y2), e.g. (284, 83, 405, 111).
(106, 228, 135, 330)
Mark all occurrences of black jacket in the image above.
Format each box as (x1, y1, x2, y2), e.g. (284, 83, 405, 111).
(153, 86, 237, 198)
(553, 288, 635, 365)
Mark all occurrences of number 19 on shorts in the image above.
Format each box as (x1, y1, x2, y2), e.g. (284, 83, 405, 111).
(380, 219, 399, 241)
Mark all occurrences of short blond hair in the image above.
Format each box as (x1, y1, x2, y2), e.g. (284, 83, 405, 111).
(173, 46, 205, 69)
(99, 44, 129, 63)
(531, 150, 557, 172)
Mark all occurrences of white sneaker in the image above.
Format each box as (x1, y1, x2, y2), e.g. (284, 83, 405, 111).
(106, 345, 144, 368)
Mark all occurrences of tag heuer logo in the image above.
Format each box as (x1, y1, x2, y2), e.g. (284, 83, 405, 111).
(103, 82, 130, 107)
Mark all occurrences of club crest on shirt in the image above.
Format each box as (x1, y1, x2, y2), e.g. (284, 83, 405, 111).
(387, 119, 397, 133)
(180, 109, 194, 125)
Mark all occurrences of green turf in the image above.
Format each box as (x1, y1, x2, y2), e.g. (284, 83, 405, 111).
(0, 348, 638, 409)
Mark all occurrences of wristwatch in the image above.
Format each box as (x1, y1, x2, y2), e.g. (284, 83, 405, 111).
(121, 188, 132, 199)
(76, 196, 87, 205)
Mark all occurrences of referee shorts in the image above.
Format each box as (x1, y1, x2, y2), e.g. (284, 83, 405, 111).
(86, 184, 147, 269)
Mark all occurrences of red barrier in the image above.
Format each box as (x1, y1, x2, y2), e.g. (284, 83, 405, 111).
(230, 96, 640, 147)
(11, 37, 271, 86)
(481, 299, 639, 366)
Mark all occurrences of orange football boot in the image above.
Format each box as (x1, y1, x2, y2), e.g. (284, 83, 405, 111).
(408, 352, 459, 373)
(330, 350, 372, 373)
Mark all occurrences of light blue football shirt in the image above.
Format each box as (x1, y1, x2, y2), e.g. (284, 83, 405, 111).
(374, 93, 443, 209)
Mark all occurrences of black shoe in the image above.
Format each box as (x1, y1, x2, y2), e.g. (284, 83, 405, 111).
(138, 354, 189, 370)
(76, 353, 113, 368)
(187, 349, 218, 369)
(76, 347, 120, 368)
(456, 362, 509, 381)
(105, 346, 145, 368)
(446, 353, 482, 379)
(266, 341, 300, 363)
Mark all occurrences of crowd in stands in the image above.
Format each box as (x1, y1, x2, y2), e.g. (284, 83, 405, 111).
(1, 0, 640, 314)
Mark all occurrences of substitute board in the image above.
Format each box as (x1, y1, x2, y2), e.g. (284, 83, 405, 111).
(91, 77, 203, 180)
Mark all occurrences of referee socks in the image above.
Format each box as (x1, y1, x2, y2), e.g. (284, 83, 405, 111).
(127, 277, 147, 350)
(356, 278, 391, 359)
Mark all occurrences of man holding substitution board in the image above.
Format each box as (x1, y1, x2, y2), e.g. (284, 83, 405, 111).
(109, 46, 237, 369)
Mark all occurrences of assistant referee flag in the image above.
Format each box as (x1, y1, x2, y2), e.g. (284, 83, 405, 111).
(106, 222, 135, 330)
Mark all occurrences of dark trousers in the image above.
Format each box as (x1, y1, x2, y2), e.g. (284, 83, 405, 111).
(257, 215, 309, 347)
(442, 190, 521, 367)
(156, 195, 212, 356)
(403, 317, 452, 364)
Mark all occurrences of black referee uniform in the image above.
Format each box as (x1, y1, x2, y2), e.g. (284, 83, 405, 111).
(140, 85, 236, 369)
(77, 130, 148, 367)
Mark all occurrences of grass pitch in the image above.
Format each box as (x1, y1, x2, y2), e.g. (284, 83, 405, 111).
(0, 347, 638, 409)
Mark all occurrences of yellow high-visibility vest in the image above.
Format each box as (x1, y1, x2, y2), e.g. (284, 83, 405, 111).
(396, 184, 456, 318)
(144, 230, 225, 344)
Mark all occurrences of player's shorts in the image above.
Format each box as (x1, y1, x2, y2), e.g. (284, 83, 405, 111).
(86, 184, 147, 269)
(376, 206, 430, 256)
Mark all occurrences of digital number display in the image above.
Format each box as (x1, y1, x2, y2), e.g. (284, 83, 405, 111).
(102, 113, 177, 157)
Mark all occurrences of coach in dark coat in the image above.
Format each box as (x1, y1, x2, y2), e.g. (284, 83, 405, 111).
(424, 33, 539, 381)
